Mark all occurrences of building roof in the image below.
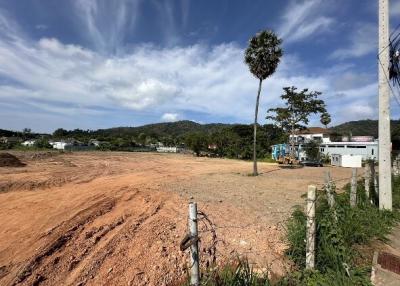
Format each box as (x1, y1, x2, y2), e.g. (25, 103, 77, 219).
(294, 127, 330, 135)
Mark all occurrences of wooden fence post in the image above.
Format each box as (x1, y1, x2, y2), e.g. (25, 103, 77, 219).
(350, 168, 357, 207)
(364, 162, 371, 200)
(306, 185, 316, 269)
(188, 202, 200, 286)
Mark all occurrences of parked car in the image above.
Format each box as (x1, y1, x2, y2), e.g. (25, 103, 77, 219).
(299, 159, 323, 167)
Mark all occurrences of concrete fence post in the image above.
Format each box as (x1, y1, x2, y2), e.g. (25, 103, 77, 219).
(371, 161, 378, 198)
(188, 203, 200, 286)
(393, 155, 400, 176)
(350, 168, 357, 207)
(306, 185, 316, 269)
(324, 171, 335, 208)
(364, 162, 371, 200)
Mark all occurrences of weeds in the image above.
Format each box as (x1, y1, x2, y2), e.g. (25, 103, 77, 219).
(183, 176, 400, 285)
(282, 175, 400, 285)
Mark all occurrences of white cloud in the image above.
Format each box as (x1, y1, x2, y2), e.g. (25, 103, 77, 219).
(330, 23, 376, 59)
(0, 8, 383, 129)
(161, 113, 179, 122)
(277, 0, 335, 42)
(74, 0, 140, 53)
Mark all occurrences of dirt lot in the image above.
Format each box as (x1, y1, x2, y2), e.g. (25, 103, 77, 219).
(0, 151, 355, 286)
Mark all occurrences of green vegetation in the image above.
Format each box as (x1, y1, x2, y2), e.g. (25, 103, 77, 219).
(182, 259, 272, 286)
(320, 112, 331, 129)
(193, 177, 400, 285)
(4, 118, 400, 154)
(267, 86, 327, 157)
(303, 140, 321, 161)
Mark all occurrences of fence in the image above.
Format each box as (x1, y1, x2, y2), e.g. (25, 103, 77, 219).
(180, 161, 382, 284)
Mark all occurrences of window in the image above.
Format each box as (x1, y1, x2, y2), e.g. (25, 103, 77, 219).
(372, 149, 374, 155)
(347, 146, 366, 148)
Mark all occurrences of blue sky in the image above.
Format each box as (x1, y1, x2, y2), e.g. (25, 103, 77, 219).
(0, 0, 400, 132)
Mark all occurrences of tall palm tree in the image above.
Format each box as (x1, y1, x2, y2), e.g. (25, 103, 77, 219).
(245, 30, 282, 176)
(320, 112, 331, 129)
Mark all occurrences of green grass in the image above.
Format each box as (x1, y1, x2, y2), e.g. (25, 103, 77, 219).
(282, 176, 400, 285)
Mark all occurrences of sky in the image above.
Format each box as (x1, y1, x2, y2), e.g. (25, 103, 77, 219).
(0, 0, 400, 133)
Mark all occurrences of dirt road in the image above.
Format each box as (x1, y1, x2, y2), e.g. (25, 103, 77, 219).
(0, 152, 355, 285)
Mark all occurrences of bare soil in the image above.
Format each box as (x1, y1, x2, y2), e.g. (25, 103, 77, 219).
(0, 153, 26, 167)
(0, 151, 355, 286)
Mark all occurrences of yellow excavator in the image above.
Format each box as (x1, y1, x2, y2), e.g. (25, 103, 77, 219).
(277, 154, 299, 165)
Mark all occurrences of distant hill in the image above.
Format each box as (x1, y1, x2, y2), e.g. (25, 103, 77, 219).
(4, 119, 400, 140)
(329, 119, 400, 138)
(93, 120, 232, 138)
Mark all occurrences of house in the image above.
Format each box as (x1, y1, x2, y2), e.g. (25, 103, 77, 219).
(88, 139, 101, 147)
(156, 146, 182, 153)
(50, 141, 72, 150)
(49, 138, 81, 150)
(1, 137, 22, 144)
(273, 127, 379, 162)
(290, 127, 331, 143)
(22, 139, 36, 147)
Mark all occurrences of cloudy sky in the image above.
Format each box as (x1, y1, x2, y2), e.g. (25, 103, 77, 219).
(0, 0, 399, 132)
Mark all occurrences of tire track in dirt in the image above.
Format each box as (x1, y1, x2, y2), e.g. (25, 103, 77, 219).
(7, 197, 117, 286)
(67, 203, 164, 286)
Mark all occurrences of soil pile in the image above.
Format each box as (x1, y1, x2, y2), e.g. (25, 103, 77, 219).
(0, 153, 26, 167)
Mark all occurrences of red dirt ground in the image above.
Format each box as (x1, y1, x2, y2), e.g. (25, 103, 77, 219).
(0, 151, 355, 286)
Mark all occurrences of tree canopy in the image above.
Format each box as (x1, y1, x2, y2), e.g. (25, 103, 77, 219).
(244, 30, 283, 80)
(267, 86, 327, 133)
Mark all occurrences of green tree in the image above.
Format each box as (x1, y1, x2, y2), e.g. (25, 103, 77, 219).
(267, 86, 327, 157)
(185, 132, 208, 156)
(245, 30, 283, 175)
(34, 138, 52, 149)
(53, 128, 68, 138)
(303, 140, 320, 160)
(320, 112, 331, 129)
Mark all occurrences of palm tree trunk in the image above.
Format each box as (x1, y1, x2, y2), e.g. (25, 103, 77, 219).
(253, 78, 263, 176)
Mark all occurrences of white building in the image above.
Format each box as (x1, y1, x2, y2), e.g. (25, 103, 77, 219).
(156, 146, 182, 153)
(288, 127, 378, 161)
(331, 154, 362, 168)
(22, 139, 36, 147)
(291, 127, 331, 144)
(49, 141, 72, 150)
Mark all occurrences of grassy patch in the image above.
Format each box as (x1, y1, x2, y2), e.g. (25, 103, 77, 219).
(181, 176, 400, 285)
(282, 176, 400, 285)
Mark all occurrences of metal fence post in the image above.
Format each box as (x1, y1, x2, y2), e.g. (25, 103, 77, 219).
(306, 185, 316, 269)
(189, 202, 200, 285)
(350, 168, 357, 207)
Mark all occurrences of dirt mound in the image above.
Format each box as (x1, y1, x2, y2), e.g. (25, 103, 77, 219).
(0, 153, 26, 167)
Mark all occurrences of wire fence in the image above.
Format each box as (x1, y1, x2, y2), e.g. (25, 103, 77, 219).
(179, 163, 380, 284)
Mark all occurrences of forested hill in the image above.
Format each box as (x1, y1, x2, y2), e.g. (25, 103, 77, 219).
(4, 119, 400, 140)
(329, 119, 400, 138)
(95, 120, 231, 138)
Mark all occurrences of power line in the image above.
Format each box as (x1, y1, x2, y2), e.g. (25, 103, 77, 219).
(378, 56, 400, 107)
(378, 23, 400, 56)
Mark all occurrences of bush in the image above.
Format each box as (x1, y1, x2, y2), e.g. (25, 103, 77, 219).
(181, 259, 271, 286)
(283, 178, 400, 285)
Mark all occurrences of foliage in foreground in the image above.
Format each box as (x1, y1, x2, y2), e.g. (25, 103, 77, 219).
(284, 177, 400, 285)
(192, 176, 400, 286)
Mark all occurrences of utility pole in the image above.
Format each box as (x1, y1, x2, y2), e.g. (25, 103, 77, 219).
(378, 0, 392, 210)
